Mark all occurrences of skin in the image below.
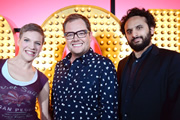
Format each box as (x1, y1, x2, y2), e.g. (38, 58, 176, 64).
(64, 19, 92, 63)
(17, 31, 43, 63)
(124, 16, 155, 58)
(7, 31, 51, 120)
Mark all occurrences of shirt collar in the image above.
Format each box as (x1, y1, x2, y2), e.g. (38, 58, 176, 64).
(62, 48, 94, 66)
(132, 45, 153, 61)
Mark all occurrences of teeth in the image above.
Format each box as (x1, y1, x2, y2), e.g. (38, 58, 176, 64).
(73, 44, 82, 46)
(26, 51, 35, 55)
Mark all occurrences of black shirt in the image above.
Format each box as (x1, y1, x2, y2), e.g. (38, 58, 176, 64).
(121, 45, 153, 120)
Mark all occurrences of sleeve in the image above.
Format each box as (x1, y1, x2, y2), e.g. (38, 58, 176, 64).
(51, 63, 59, 117)
(164, 53, 180, 120)
(99, 58, 119, 120)
(38, 70, 48, 90)
(0, 59, 7, 68)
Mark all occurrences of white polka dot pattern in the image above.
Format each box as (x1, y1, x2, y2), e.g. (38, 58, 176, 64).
(52, 48, 119, 120)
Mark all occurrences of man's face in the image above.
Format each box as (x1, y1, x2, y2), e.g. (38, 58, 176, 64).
(64, 19, 91, 59)
(124, 16, 154, 52)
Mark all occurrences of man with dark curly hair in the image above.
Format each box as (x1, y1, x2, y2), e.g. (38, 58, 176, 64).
(117, 7, 180, 120)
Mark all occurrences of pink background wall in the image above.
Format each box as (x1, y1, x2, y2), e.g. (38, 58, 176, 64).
(116, 0, 180, 21)
(1, 0, 179, 29)
(0, 0, 179, 39)
(0, 0, 110, 28)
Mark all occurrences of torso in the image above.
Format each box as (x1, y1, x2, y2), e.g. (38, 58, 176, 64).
(0, 59, 48, 120)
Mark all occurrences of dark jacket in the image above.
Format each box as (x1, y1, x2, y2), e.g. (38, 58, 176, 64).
(117, 44, 180, 120)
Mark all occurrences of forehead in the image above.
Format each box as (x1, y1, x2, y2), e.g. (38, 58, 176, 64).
(65, 19, 87, 32)
(125, 16, 147, 30)
(21, 31, 43, 41)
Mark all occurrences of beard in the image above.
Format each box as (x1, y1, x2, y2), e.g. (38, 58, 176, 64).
(128, 31, 152, 52)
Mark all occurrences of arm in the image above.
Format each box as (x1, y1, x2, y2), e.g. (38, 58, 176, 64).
(165, 53, 180, 120)
(38, 81, 52, 120)
(99, 60, 119, 120)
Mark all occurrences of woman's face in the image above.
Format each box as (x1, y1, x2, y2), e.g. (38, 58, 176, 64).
(18, 31, 43, 62)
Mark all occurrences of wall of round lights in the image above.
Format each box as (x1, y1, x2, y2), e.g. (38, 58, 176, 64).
(0, 5, 179, 118)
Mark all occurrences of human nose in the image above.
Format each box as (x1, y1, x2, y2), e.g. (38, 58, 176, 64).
(72, 33, 79, 41)
(132, 30, 138, 38)
(29, 42, 35, 49)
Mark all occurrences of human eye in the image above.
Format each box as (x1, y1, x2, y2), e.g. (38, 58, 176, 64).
(24, 38, 29, 42)
(137, 25, 143, 30)
(77, 30, 87, 37)
(66, 33, 74, 37)
(35, 42, 41, 45)
(78, 31, 86, 35)
(65, 32, 74, 39)
(126, 29, 132, 35)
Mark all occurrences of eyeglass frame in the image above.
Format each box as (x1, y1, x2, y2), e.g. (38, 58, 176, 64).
(64, 29, 90, 40)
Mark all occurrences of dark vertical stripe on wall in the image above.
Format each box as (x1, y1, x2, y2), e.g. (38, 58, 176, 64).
(14, 28, 20, 32)
(111, 0, 115, 15)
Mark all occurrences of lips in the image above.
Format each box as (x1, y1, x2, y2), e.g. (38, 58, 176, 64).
(25, 50, 36, 56)
(132, 37, 143, 43)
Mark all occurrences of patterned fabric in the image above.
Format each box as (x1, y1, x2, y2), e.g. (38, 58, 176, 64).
(0, 59, 48, 120)
(52, 48, 119, 120)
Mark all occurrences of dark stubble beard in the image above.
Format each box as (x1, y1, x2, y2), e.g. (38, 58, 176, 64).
(128, 31, 152, 52)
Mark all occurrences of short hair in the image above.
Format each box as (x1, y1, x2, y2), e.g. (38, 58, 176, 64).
(120, 7, 156, 35)
(19, 23, 45, 43)
(63, 13, 91, 33)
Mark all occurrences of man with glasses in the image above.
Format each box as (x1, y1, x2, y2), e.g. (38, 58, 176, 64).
(51, 13, 119, 120)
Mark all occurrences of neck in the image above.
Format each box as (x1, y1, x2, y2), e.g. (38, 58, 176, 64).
(9, 57, 34, 70)
(70, 49, 90, 63)
(70, 54, 81, 64)
(134, 43, 152, 58)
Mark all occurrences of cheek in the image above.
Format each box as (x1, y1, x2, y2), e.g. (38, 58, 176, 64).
(20, 42, 28, 48)
(36, 45, 43, 51)
(125, 35, 132, 41)
(66, 42, 71, 49)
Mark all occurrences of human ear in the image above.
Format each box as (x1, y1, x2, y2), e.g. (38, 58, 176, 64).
(89, 32, 92, 42)
(150, 27, 155, 35)
(17, 38, 21, 46)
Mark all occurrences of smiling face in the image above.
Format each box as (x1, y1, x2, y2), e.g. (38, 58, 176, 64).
(17, 31, 43, 62)
(124, 16, 154, 52)
(64, 18, 91, 60)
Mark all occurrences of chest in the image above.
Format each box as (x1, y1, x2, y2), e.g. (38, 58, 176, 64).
(53, 62, 102, 100)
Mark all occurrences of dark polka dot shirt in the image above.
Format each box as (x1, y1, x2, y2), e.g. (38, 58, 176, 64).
(52, 48, 119, 120)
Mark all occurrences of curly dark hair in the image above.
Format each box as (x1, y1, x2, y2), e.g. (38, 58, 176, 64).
(120, 7, 156, 35)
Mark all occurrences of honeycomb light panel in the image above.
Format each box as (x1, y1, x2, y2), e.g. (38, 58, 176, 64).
(150, 9, 180, 52)
(0, 15, 15, 59)
(38, 5, 129, 117)
(33, 7, 180, 117)
(39, 5, 130, 94)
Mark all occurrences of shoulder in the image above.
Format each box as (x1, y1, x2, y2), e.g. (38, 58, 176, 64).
(55, 60, 63, 66)
(0, 59, 7, 64)
(37, 70, 48, 83)
(159, 48, 180, 55)
(54, 60, 64, 70)
(118, 56, 129, 68)
(151, 44, 180, 57)
(92, 52, 114, 66)
(156, 47, 180, 61)
(0, 59, 7, 69)
(119, 56, 129, 63)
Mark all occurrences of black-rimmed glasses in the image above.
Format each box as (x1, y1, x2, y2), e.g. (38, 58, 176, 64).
(64, 30, 89, 40)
